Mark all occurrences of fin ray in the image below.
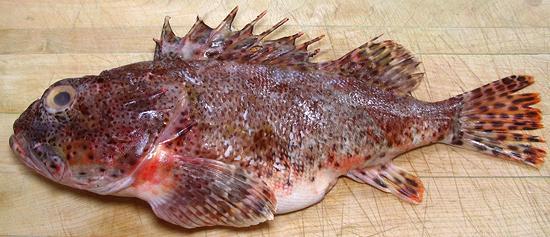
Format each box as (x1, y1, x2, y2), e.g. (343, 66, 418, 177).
(319, 39, 423, 95)
(444, 75, 546, 167)
(347, 163, 424, 204)
(132, 155, 276, 228)
(154, 8, 424, 95)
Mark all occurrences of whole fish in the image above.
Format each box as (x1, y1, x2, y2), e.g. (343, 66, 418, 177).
(9, 7, 546, 228)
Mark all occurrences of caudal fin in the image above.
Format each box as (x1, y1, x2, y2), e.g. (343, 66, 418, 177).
(444, 75, 546, 168)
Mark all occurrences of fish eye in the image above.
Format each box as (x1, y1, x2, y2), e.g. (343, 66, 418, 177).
(44, 85, 76, 113)
(54, 91, 71, 106)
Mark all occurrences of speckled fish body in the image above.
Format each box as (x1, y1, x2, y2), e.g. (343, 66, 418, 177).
(10, 7, 546, 228)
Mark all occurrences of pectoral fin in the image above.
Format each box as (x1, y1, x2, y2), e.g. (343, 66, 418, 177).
(130, 154, 276, 228)
(347, 163, 424, 204)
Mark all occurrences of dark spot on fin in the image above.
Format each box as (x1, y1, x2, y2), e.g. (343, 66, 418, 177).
(444, 75, 546, 168)
(153, 6, 423, 95)
(134, 155, 276, 228)
(319, 38, 423, 95)
(347, 162, 424, 204)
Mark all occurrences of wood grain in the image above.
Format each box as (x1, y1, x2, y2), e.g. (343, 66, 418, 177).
(0, 0, 548, 236)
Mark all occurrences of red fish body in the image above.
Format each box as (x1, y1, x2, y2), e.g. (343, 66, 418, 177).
(10, 8, 546, 228)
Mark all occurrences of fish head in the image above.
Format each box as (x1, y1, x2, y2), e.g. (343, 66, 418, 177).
(10, 62, 185, 194)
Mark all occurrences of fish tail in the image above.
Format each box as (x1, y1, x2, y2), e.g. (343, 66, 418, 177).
(443, 75, 546, 168)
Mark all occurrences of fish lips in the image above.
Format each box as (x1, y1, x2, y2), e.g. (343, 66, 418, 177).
(9, 133, 67, 182)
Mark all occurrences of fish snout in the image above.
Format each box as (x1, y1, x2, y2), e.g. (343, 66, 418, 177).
(10, 132, 67, 182)
(9, 133, 27, 161)
(9, 135, 16, 153)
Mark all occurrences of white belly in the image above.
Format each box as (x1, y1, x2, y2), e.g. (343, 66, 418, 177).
(275, 170, 339, 214)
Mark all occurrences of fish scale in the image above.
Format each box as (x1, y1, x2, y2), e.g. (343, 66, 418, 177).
(9, 7, 546, 229)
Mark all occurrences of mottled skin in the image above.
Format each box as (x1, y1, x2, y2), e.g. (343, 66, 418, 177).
(157, 60, 458, 196)
(11, 65, 185, 194)
(11, 7, 548, 229)
(11, 58, 459, 210)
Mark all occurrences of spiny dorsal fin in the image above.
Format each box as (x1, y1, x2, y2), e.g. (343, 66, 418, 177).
(154, 6, 321, 68)
(154, 7, 423, 95)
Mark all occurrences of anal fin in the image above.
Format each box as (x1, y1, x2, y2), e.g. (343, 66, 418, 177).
(347, 163, 424, 204)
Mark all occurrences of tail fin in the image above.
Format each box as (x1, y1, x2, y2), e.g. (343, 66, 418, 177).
(444, 75, 546, 168)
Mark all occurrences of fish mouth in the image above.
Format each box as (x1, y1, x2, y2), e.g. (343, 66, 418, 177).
(9, 133, 66, 181)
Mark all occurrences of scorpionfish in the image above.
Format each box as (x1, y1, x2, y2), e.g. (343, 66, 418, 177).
(9, 7, 546, 228)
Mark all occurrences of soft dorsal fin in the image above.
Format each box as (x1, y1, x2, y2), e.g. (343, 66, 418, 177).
(319, 38, 423, 95)
(154, 7, 423, 95)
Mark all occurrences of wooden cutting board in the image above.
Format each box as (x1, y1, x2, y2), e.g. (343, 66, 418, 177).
(0, 0, 548, 236)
